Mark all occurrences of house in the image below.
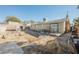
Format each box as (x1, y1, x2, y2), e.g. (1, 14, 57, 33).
(0, 21, 24, 32)
(28, 14, 70, 33)
(0, 23, 7, 32)
(6, 21, 23, 31)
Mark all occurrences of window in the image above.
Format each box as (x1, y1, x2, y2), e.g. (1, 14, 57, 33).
(50, 24, 58, 33)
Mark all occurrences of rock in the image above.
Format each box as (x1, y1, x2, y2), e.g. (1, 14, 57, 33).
(2, 35, 5, 39)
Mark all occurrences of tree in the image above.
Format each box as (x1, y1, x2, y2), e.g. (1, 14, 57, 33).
(5, 16, 22, 23)
(43, 18, 46, 22)
(77, 5, 79, 9)
(74, 17, 79, 38)
(65, 13, 71, 33)
(30, 20, 35, 23)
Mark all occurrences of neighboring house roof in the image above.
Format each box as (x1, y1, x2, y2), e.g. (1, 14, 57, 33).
(32, 18, 66, 25)
(48, 18, 66, 23)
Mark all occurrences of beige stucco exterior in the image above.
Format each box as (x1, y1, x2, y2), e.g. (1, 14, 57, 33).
(30, 21, 66, 33)
(27, 14, 70, 33)
(58, 22, 65, 33)
(0, 21, 24, 31)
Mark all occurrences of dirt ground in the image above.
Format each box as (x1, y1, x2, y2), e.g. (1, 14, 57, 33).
(0, 31, 38, 44)
(0, 31, 59, 54)
(0, 31, 76, 54)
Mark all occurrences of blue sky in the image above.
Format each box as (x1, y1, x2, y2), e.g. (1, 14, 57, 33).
(0, 5, 78, 23)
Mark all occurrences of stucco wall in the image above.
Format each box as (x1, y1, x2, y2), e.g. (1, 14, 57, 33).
(31, 24, 50, 31)
(30, 22, 66, 33)
(59, 22, 65, 33)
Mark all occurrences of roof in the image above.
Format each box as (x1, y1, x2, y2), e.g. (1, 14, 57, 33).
(32, 18, 66, 25)
(47, 18, 66, 23)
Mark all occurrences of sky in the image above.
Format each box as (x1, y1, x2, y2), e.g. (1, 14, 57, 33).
(0, 5, 78, 23)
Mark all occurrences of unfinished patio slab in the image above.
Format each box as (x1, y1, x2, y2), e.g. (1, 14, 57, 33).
(0, 42, 23, 54)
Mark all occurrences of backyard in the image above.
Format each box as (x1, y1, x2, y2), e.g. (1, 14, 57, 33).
(0, 30, 76, 54)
